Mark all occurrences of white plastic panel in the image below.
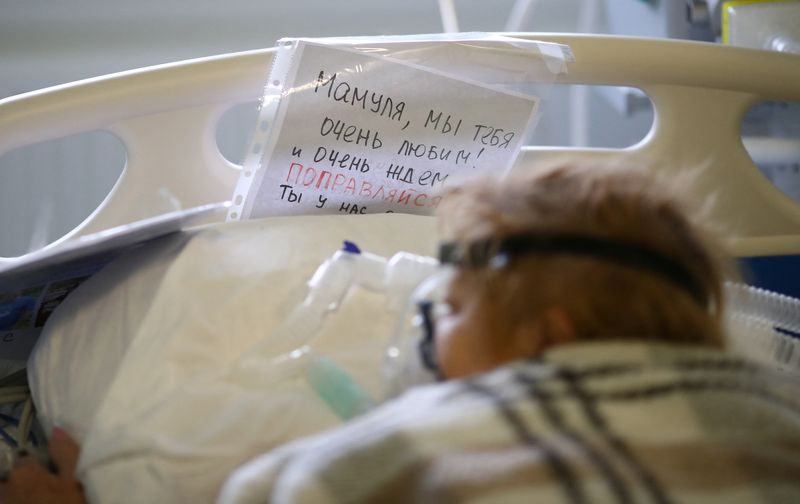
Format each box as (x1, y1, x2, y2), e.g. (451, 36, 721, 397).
(1, 35, 800, 261)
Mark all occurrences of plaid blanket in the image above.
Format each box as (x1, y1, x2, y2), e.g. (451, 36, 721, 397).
(219, 341, 800, 503)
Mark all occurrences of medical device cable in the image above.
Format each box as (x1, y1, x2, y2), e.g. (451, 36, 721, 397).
(0, 413, 18, 427)
(16, 397, 33, 448)
(0, 392, 29, 404)
(0, 372, 43, 480)
(0, 425, 17, 448)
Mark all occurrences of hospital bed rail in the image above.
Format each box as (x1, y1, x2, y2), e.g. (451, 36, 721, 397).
(1, 33, 800, 264)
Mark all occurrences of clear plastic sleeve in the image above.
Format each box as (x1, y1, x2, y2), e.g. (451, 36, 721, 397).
(229, 33, 572, 221)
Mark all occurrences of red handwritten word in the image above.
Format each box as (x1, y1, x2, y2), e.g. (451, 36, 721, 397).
(285, 162, 441, 209)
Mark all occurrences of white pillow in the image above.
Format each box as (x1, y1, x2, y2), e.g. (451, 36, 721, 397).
(28, 213, 436, 503)
(28, 232, 192, 439)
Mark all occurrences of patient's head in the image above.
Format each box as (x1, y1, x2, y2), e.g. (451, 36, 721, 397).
(432, 160, 727, 379)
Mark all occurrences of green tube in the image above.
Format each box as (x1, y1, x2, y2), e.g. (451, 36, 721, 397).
(305, 354, 375, 421)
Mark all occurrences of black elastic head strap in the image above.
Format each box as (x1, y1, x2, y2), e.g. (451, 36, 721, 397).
(416, 300, 444, 379)
(439, 233, 708, 307)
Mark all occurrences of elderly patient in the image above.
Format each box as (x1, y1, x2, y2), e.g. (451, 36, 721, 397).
(4, 161, 800, 503)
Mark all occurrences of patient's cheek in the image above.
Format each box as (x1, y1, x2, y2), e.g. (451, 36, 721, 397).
(434, 315, 462, 378)
(434, 315, 453, 351)
(435, 309, 496, 379)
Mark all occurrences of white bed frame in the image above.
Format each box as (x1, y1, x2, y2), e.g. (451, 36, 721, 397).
(1, 33, 799, 263)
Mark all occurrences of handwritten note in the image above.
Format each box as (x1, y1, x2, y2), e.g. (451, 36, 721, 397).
(232, 42, 539, 219)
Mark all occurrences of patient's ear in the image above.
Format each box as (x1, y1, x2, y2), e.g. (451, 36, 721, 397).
(511, 307, 575, 357)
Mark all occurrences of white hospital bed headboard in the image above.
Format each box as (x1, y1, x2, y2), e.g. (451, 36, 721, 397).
(1, 33, 799, 263)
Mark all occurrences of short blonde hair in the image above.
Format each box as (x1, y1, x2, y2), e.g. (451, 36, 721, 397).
(436, 160, 731, 348)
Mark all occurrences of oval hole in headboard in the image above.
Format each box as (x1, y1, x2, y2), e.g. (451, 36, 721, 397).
(526, 85, 654, 148)
(215, 101, 260, 167)
(741, 100, 800, 205)
(0, 130, 126, 258)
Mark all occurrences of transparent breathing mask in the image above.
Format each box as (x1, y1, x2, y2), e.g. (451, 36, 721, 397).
(382, 230, 716, 400)
(383, 266, 457, 399)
